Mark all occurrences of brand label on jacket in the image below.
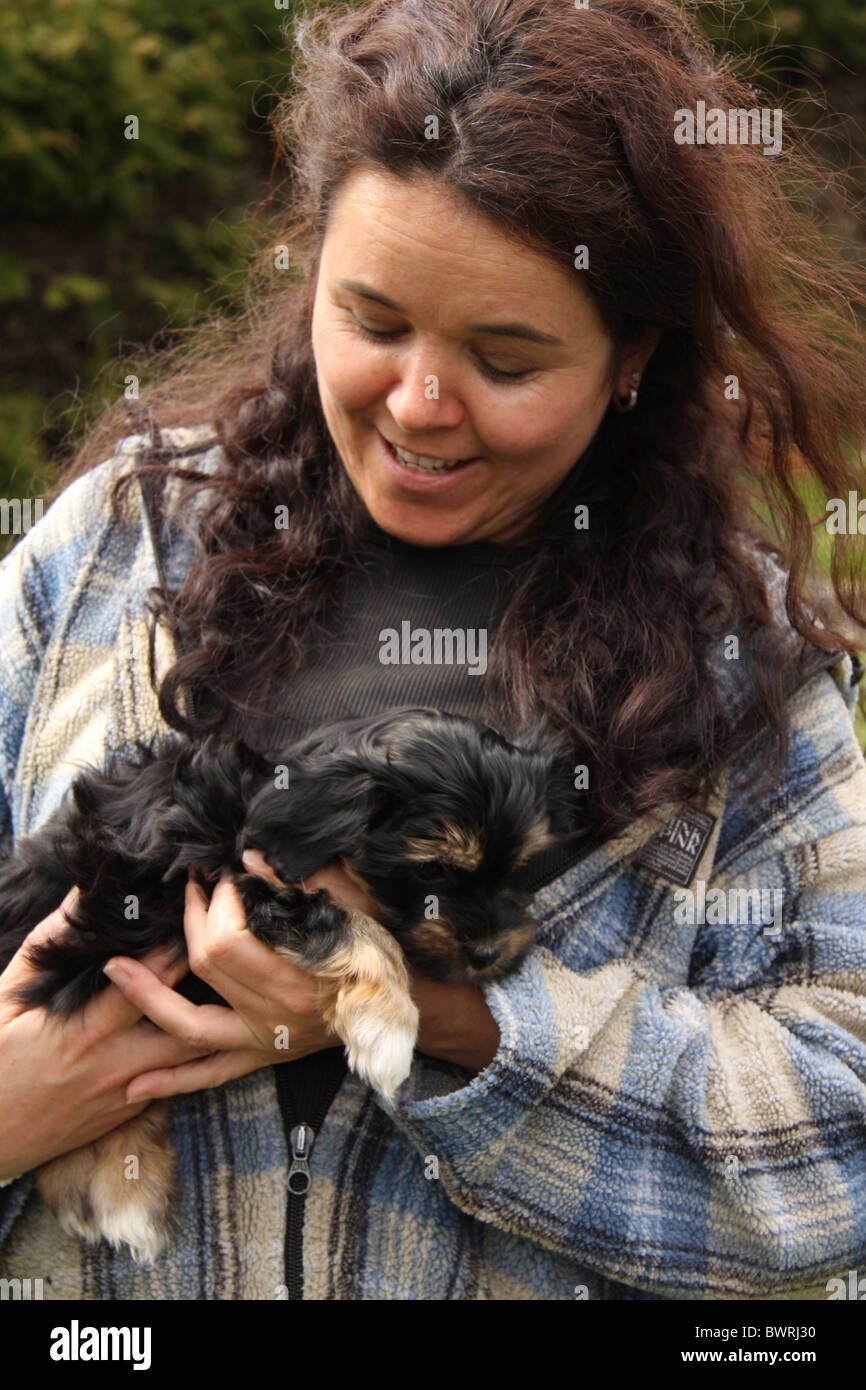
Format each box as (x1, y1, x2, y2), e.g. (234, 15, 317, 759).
(636, 806, 717, 886)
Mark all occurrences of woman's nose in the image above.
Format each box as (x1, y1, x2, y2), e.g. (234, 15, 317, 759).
(386, 359, 466, 431)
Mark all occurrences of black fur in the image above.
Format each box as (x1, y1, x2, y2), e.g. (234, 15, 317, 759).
(0, 707, 577, 1013)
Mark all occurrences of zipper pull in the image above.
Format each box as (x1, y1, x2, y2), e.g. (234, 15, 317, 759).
(287, 1122, 316, 1195)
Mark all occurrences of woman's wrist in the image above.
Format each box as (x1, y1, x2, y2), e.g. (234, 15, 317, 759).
(410, 972, 501, 1075)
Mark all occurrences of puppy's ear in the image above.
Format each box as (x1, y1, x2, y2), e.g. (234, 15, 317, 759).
(239, 751, 383, 881)
(506, 720, 577, 840)
(501, 715, 563, 762)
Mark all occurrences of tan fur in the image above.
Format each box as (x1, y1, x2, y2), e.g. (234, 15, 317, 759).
(486, 919, 538, 972)
(338, 856, 375, 895)
(405, 823, 483, 870)
(513, 811, 554, 866)
(407, 811, 553, 872)
(36, 1099, 176, 1265)
(406, 915, 537, 977)
(403, 917, 459, 965)
(276, 909, 418, 1102)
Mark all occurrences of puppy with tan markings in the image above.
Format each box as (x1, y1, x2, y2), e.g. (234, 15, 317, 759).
(0, 707, 576, 1262)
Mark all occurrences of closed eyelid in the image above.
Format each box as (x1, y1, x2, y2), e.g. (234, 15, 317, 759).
(335, 280, 562, 344)
(335, 291, 534, 350)
(345, 311, 535, 380)
(364, 314, 526, 352)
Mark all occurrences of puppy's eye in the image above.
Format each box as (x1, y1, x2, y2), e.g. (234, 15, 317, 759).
(413, 861, 444, 880)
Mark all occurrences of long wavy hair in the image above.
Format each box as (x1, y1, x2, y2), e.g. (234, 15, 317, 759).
(56, 0, 866, 843)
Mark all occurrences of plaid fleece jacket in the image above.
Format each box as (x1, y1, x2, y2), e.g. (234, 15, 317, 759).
(0, 426, 865, 1301)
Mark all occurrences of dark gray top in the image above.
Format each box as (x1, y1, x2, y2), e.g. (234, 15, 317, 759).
(216, 513, 585, 890)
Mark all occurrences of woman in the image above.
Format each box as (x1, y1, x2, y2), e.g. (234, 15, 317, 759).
(1, 0, 865, 1300)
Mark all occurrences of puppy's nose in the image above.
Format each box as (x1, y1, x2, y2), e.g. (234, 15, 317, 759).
(465, 942, 501, 968)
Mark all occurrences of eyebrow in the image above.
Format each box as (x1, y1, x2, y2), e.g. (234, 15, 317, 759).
(336, 278, 565, 346)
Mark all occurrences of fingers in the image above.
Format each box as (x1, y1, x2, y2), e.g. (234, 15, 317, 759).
(128, 1016, 221, 1069)
(101, 954, 259, 1054)
(241, 848, 283, 884)
(125, 1048, 271, 1101)
(0, 889, 80, 1015)
(0, 883, 194, 1033)
(0, 889, 77, 1000)
(182, 875, 318, 1017)
(90, 935, 191, 1033)
(141, 938, 192, 988)
(300, 861, 379, 917)
(243, 846, 377, 917)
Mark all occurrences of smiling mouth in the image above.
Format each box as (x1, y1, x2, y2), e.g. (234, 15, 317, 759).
(383, 435, 478, 473)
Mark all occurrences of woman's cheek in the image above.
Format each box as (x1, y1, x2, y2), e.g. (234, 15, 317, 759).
(478, 400, 579, 465)
(318, 338, 393, 413)
(312, 307, 368, 400)
(498, 379, 610, 462)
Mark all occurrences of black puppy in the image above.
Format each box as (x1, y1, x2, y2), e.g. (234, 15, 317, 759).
(0, 707, 574, 1262)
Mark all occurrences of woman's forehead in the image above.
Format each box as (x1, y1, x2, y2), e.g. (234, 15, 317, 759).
(319, 166, 605, 340)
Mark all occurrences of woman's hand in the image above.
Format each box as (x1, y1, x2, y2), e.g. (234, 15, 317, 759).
(106, 851, 502, 1104)
(0, 891, 216, 1184)
(105, 864, 346, 1103)
(257, 855, 502, 1073)
(408, 969, 501, 1076)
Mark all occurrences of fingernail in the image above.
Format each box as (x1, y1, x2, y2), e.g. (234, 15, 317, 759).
(103, 959, 130, 986)
(126, 1093, 153, 1105)
(60, 887, 79, 913)
(242, 851, 281, 883)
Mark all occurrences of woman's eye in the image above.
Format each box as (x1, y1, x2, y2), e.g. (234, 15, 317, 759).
(356, 321, 399, 338)
(351, 317, 531, 382)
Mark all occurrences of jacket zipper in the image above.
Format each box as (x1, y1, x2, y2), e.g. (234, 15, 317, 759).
(275, 1054, 347, 1300)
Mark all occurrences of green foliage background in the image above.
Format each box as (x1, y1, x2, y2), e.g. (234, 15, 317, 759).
(701, 0, 866, 73)
(0, 0, 296, 493)
(0, 0, 863, 743)
(2, 0, 864, 485)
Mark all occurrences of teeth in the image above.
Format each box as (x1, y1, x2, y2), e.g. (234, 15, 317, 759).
(391, 442, 467, 472)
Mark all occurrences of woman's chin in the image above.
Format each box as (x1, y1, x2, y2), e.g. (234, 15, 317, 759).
(360, 494, 480, 547)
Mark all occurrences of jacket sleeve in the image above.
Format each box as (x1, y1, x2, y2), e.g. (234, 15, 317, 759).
(0, 457, 135, 1230)
(0, 516, 54, 855)
(387, 664, 866, 1298)
(0, 427, 217, 1244)
(0, 458, 134, 845)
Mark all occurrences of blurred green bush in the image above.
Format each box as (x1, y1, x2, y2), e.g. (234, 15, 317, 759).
(700, 0, 866, 75)
(0, 0, 301, 491)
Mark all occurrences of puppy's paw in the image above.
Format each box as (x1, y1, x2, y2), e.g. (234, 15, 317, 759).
(333, 980, 419, 1103)
(89, 1180, 173, 1266)
(36, 1143, 103, 1244)
(36, 1101, 177, 1265)
(286, 908, 419, 1103)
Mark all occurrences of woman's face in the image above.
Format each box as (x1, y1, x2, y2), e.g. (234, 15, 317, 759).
(311, 167, 636, 546)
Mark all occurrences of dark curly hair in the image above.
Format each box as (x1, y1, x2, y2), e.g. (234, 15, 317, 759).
(56, 0, 866, 843)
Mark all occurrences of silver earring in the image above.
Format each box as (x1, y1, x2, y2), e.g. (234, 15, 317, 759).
(612, 370, 642, 413)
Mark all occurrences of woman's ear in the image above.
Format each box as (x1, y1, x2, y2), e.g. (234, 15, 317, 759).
(620, 325, 661, 389)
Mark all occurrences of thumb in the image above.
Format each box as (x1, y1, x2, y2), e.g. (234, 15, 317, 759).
(241, 848, 285, 885)
(0, 887, 78, 1019)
